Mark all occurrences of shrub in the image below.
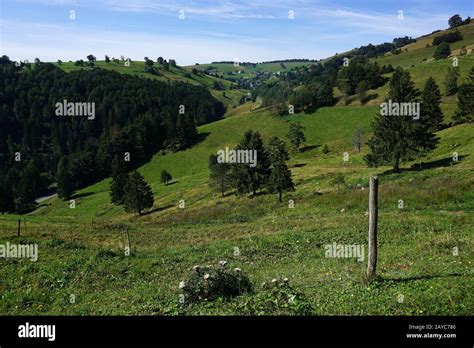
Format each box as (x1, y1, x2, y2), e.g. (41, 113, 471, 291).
(432, 30, 462, 45)
(144, 66, 161, 76)
(322, 144, 329, 154)
(160, 169, 172, 185)
(331, 173, 346, 189)
(235, 278, 313, 315)
(179, 262, 252, 304)
(433, 42, 451, 60)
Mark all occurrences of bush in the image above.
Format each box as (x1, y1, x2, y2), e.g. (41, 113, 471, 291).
(432, 30, 462, 45)
(433, 42, 451, 60)
(235, 278, 313, 315)
(144, 66, 161, 76)
(331, 173, 346, 189)
(160, 169, 172, 185)
(179, 262, 252, 304)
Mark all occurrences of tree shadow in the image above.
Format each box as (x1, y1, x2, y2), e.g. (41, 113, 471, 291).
(141, 204, 175, 216)
(407, 155, 467, 171)
(189, 132, 210, 149)
(71, 192, 95, 199)
(300, 145, 320, 153)
(379, 155, 467, 175)
(381, 272, 465, 283)
(292, 163, 307, 168)
(361, 93, 378, 104)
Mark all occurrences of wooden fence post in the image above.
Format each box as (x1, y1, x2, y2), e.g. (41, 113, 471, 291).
(367, 176, 378, 281)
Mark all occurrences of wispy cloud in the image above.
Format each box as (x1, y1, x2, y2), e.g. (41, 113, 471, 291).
(2, 0, 470, 63)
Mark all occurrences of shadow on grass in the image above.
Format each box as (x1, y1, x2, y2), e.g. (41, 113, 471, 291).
(293, 163, 307, 168)
(379, 155, 468, 175)
(408, 155, 468, 171)
(300, 145, 320, 153)
(71, 192, 95, 199)
(381, 272, 465, 283)
(141, 204, 175, 216)
(361, 93, 378, 105)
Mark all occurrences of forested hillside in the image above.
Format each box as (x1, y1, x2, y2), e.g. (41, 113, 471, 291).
(0, 59, 225, 213)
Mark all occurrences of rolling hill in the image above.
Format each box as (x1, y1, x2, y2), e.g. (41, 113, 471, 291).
(0, 23, 472, 315)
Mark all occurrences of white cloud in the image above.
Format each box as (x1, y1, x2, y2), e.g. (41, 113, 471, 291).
(1, 19, 326, 64)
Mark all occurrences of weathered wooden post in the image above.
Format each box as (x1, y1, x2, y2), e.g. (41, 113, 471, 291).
(367, 176, 378, 281)
(17, 219, 21, 237)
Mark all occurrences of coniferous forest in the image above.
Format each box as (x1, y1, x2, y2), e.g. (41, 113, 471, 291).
(0, 58, 225, 212)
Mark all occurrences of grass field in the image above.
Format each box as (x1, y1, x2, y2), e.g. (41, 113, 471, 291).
(1, 24, 473, 316)
(1, 103, 472, 315)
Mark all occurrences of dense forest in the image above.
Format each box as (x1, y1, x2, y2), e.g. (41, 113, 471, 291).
(0, 56, 225, 213)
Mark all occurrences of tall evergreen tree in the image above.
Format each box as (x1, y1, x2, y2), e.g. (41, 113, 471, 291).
(421, 77, 444, 132)
(266, 137, 294, 202)
(454, 67, 474, 124)
(230, 131, 270, 195)
(208, 154, 231, 197)
(445, 67, 460, 96)
(14, 160, 39, 213)
(110, 155, 128, 205)
(122, 171, 154, 215)
(365, 67, 438, 172)
(57, 156, 74, 199)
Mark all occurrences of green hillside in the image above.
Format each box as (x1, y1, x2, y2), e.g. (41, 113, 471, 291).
(338, 22, 474, 113)
(375, 22, 474, 68)
(1, 102, 472, 315)
(58, 60, 247, 111)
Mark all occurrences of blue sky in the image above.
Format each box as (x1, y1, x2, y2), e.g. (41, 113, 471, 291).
(1, 0, 473, 65)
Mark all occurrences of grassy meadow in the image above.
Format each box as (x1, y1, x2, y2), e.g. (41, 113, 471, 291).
(1, 102, 472, 315)
(1, 22, 473, 316)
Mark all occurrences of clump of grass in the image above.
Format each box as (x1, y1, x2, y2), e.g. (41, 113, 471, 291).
(234, 278, 313, 315)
